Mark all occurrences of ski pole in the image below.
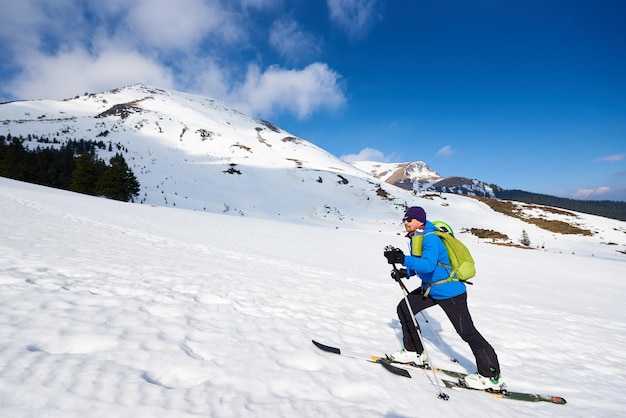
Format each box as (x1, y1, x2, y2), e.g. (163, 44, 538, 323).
(392, 263, 449, 400)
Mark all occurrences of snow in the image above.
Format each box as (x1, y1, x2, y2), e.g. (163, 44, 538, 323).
(1, 177, 625, 417)
(2, 84, 626, 416)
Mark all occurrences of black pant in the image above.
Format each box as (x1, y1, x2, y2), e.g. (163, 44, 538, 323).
(397, 289, 500, 377)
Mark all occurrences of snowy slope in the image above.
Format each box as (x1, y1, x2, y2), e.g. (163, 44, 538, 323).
(0, 84, 385, 223)
(1, 177, 626, 417)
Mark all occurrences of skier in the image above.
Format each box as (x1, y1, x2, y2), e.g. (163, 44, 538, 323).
(383, 206, 503, 390)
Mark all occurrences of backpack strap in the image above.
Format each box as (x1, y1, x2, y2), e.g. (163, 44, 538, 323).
(423, 277, 457, 297)
(423, 276, 473, 297)
(419, 232, 454, 297)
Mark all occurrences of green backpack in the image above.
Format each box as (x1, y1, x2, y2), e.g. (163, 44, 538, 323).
(411, 222, 476, 295)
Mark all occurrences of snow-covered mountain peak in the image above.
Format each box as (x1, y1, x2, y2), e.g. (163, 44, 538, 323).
(351, 160, 442, 190)
(351, 161, 440, 182)
(403, 161, 441, 181)
(0, 84, 396, 224)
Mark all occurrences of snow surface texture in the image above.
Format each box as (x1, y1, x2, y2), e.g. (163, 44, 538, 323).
(1, 177, 625, 417)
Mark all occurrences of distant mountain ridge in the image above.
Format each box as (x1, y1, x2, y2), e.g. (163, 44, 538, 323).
(353, 161, 626, 221)
(352, 161, 497, 198)
(351, 160, 626, 221)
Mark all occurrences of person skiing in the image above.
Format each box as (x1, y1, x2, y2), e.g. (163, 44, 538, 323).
(383, 206, 503, 390)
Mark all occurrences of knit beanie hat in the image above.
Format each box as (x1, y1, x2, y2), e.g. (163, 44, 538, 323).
(404, 206, 427, 223)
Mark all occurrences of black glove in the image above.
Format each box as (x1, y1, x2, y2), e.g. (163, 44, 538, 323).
(384, 247, 405, 265)
(390, 268, 408, 282)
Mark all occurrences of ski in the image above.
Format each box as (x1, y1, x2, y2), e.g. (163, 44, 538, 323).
(442, 379, 567, 404)
(312, 340, 451, 400)
(312, 340, 466, 379)
(312, 340, 567, 405)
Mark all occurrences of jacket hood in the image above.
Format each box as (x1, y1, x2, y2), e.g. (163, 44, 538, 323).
(422, 220, 438, 233)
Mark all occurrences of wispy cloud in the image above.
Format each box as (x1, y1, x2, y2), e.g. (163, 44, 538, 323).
(437, 145, 454, 157)
(596, 153, 626, 162)
(269, 18, 322, 63)
(326, 0, 382, 39)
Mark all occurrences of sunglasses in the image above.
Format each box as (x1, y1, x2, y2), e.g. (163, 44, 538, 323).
(402, 217, 414, 223)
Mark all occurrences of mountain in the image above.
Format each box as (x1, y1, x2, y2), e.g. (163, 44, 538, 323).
(353, 161, 626, 221)
(0, 84, 407, 226)
(353, 160, 496, 197)
(351, 161, 442, 189)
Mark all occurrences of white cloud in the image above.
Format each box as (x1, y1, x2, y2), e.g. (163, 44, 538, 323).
(231, 62, 346, 119)
(573, 189, 593, 198)
(7, 45, 175, 100)
(437, 145, 453, 157)
(0, 0, 349, 121)
(573, 186, 612, 199)
(121, 0, 244, 51)
(269, 18, 321, 63)
(186, 58, 233, 101)
(0, 1, 48, 51)
(340, 147, 386, 163)
(596, 153, 626, 162)
(326, 0, 382, 39)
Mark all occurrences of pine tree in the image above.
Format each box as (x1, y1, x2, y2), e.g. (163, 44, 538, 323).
(95, 153, 140, 201)
(0, 139, 32, 181)
(71, 152, 103, 195)
(520, 229, 531, 247)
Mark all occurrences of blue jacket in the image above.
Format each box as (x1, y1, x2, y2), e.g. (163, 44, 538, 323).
(403, 221, 466, 300)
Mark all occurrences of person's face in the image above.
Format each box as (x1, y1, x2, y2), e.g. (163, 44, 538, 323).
(403, 216, 424, 234)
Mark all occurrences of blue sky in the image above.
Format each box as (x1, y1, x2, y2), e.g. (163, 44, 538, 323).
(0, 0, 624, 201)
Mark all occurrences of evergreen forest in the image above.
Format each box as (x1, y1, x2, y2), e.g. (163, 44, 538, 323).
(494, 189, 626, 222)
(0, 134, 140, 202)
